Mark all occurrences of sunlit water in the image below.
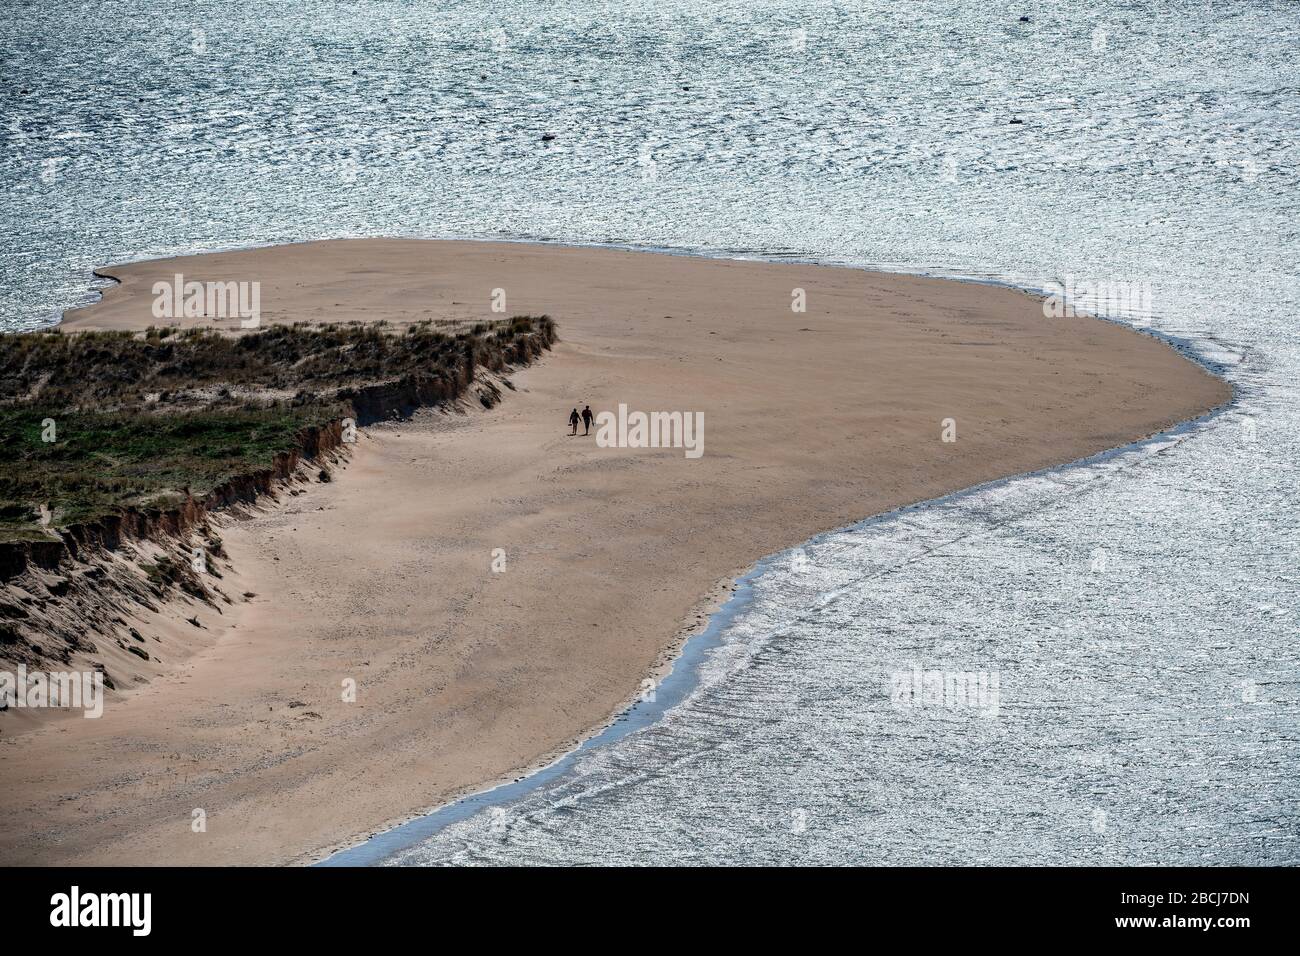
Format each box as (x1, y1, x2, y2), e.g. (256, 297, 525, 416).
(2, 0, 1296, 864)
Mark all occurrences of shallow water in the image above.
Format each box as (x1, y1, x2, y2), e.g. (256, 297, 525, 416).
(3, 0, 1297, 864)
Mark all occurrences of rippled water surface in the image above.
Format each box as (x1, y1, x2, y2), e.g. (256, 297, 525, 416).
(3, 1, 1297, 864)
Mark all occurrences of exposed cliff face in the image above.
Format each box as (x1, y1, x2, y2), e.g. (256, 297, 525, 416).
(0, 316, 560, 581)
(0, 420, 346, 581)
(340, 324, 553, 424)
(0, 434, 342, 702)
(1, 314, 557, 553)
(0, 337, 551, 693)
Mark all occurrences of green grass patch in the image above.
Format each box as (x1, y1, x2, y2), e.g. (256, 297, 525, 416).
(0, 317, 554, 537)
(0, 401, 344, 533)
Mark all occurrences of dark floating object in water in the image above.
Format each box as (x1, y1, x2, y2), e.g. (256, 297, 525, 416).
(1010, 117, 1024, 124)
(1019, 15, 1030, 22)
(541, 132, 556, 141)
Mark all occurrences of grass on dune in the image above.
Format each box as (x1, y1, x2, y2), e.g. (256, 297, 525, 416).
(0, 403, 343, 539)
(0, 316, 555, 541)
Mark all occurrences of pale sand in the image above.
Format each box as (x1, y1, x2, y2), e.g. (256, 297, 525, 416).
(0, 240, 1229, 865)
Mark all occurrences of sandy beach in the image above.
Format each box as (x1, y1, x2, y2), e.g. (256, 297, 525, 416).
(0, 239, 1230, 866)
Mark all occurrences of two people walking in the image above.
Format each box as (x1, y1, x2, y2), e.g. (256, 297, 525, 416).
(569, 405, 594, 436)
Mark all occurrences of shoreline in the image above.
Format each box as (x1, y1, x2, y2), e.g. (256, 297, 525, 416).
(311, 259, 1241, 867)
(0, 239, 1231, 866)
(319, 382, 1235, 866)
(317, 567, 756, 865)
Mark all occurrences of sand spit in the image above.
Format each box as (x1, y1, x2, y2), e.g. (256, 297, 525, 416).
(0, 240, 1229, 865)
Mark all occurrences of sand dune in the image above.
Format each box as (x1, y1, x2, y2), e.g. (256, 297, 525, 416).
(0, 240, 1229, 865)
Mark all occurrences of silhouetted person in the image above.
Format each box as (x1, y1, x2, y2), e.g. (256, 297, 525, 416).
(569, 408, 580, 435)
(581, 405, 593, 435)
